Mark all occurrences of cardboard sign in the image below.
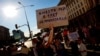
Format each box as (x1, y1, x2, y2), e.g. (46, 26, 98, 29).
(36, 5, 68, 29)
(68, 32, 79, 41)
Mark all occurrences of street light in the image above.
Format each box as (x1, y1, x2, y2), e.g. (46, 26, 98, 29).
(18, 2, 34, 39)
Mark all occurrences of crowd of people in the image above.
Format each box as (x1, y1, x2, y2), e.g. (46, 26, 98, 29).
(31, 25, 99, 56)
(0, 25, 100, 56)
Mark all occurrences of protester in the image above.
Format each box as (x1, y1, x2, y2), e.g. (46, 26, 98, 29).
(10, 45, 18, 56)
(78, 39, 87, 56)
(70, 41, 80, 56)
(42, 25, 54, 56)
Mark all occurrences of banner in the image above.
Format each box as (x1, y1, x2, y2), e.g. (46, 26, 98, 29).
(36, 5, 68, 29)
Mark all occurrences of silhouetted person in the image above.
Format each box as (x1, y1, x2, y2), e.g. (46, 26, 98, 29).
(70, 41, 80, 56)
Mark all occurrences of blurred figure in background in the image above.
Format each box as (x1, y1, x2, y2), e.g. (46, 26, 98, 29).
(78, 39, 87, 56)
(11, 45, 18, 56)
(70, 41, 80, 56)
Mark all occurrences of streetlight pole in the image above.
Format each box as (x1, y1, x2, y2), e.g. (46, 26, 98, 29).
(18, 2, 33, 39)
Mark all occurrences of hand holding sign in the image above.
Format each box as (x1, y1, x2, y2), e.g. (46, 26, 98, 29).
(45, 24, 54, 48)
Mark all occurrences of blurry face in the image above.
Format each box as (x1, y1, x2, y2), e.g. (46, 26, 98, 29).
(61, 32, 64, 37)
(44, 36, 49, 42)
(77, 40, 82, 44)
(88, 25, 91, 28)
(55, 39, 60, 46)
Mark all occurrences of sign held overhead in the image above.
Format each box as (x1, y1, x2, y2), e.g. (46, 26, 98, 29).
(36, 5, 68, 29)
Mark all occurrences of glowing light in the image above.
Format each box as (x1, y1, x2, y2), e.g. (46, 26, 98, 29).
(2, 5, 18, 18)
(24, 40, 32, 48)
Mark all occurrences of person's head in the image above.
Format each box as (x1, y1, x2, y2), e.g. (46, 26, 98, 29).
(40, 32, 48, 39)
(77, 39, 82, 44)
(54, 39, 61, 46)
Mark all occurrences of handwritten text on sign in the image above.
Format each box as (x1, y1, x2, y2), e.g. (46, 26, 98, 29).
(36, 5, 68, 29)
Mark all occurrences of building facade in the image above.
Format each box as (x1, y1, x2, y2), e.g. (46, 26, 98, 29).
(58, 0, 100, 28)
(0, 26, 10, 40)
(0, 26, 11, 47)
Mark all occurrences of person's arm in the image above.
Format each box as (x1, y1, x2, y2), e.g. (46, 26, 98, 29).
(45, 25, 54, 48)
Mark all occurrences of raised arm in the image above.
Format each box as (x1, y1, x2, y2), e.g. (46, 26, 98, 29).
(48, 25, 54, 44)
(45, 25, 54, 48)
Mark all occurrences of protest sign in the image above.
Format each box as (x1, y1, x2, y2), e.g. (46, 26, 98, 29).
(68, 32, 79, 41)
(36, 5, 68, 29)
